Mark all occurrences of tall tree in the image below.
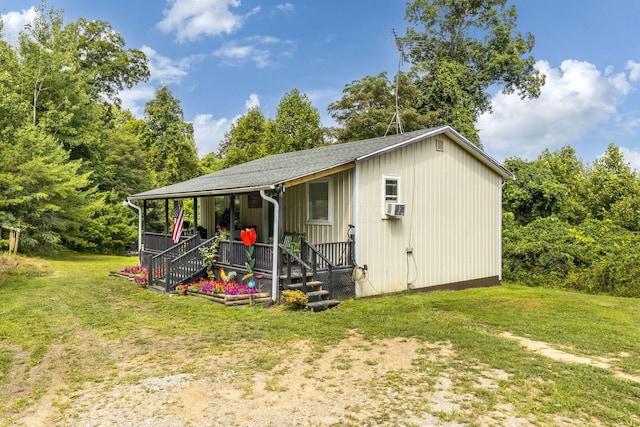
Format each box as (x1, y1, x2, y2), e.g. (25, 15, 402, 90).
(0, 125, 96, 253)
(218, 107, 267, 168)
(585, 144, 640, 230)
(328, 72, 436, 142)
(64, 18, 150, 104)
(15, 6, 149, 168)
(404, 0, 545, 144)
(142, 86, 202, 187)
(267, 88, 324, 153)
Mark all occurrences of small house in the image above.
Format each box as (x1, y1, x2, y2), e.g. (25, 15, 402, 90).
(127, 126, 514, 304)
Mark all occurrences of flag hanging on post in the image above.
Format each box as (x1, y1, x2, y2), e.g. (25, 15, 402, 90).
(171, 200, 184, 243)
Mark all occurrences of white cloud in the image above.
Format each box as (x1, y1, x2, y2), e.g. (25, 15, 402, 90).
(157, 0, 259, 43)
(120, 86, 156, 117)
(627, 60, 640, 82)
(212, 36, 295, 68)
(478, 60, 635, 160)
(276, 3, 295, 13)
(0, 7, 37, 45)
(620, 147, 640, 172)
(141, 45, 196, 84)
(192, 93, 261, 157)
(213, 40, 270, 68)
(193, 114, 230, 157)
(245, 93, 260, 110)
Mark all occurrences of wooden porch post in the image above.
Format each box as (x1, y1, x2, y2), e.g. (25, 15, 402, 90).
(193, 197, 198, 239)
(229, 194, 236, 239)
(277, 186, 284, 242)
(142, 200, 147, 267)
(164, 199, 170, 235)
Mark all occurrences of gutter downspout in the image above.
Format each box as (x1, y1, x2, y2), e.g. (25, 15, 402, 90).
(260, 189, 279, 305)
(123, 198, 143, 266)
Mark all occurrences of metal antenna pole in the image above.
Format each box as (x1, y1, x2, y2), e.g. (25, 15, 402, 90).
(386, 29, 406, 136)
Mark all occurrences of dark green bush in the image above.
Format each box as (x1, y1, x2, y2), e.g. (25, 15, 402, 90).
(503, 214, 640, 297)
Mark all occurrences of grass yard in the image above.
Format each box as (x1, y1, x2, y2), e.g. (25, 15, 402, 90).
(1, 254, 640, 426)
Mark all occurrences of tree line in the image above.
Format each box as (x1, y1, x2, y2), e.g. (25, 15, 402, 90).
(502, 145, 640, 297)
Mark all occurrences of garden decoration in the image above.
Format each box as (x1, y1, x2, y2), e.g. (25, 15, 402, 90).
(240, 228, 257, 288)
(186, 269, 270, 306)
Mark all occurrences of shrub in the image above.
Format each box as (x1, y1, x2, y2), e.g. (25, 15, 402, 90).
(282, 290, 308, 306)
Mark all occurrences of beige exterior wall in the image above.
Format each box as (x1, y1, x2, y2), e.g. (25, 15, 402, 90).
(200, 196, 216, 238)
(355, 135, 503, 297)
(282, 169, 354, 244)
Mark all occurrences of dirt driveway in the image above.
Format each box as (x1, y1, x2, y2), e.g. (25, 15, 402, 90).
(3, 330, 603, 426)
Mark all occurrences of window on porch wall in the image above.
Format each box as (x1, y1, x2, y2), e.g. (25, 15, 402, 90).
(307, 179, 332, 225)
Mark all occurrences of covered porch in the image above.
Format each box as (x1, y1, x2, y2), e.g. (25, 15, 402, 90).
(133, 187, 356, 305)
(127, 147, 360, 306)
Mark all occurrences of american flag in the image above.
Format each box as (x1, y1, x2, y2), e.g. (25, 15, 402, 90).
(171, 201, 184, 243)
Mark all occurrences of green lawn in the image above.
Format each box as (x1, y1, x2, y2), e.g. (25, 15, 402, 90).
(1, 254, 640, 426)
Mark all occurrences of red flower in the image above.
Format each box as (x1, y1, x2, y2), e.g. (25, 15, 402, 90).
(240, 227, 257, 246)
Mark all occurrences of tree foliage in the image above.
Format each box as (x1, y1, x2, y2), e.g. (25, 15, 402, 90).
(404, 0, 545, 144)
(142, 86, 202, 187)
(327, 72, 436, 142)
(0, 6, 151, 254)
(503, 145, 640, 297)
(218, 89, 325, 167)
(218, 107, 267, 168)
(267, 88, 324, 153)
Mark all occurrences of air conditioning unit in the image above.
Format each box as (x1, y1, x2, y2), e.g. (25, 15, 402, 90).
(385, 202, 405, 218)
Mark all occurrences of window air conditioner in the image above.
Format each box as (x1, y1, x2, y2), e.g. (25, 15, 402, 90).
(385, 202, 405, 217)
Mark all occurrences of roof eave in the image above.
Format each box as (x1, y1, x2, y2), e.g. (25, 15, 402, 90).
(128, 184, 276, 201)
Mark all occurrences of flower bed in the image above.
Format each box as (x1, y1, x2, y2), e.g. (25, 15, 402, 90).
(110, 266, 148, 287)
(183, 277, 270, 306)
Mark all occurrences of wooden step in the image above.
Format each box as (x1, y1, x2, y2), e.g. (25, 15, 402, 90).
(284, 281, 324, 291)
(306, 290, 329, 301)
(279, 271, 312, 280)
(304, 300, 340, 311)
(305, 280, 324, 289)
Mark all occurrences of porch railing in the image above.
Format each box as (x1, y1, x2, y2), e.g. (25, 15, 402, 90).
(148, 234, 202, 291)
(311, 241, 354, 268)
(144, 233, 355, 296)
(217, 240, 273, 273)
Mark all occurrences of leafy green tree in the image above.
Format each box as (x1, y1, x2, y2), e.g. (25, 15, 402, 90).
(267, 88, 324, 153)
(503, 147, 589, 226)
(537, 147, 588, 224)
(404, 0, 545, 144)
(585, 143, 640, 230)
(218, 107, 267, 168)
(0, 125, 96, 253)
(64, 18, 149, 104)
(201, 152, 224, 173)
(142, 86, 202, 186)
(502, 156, 569, 225)
(328, 72, 436, 142)
(14, 6, 149, 170)
(0, 6, 149, 254)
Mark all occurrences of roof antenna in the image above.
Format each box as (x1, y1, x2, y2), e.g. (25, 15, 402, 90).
(385, 29, 406, 136)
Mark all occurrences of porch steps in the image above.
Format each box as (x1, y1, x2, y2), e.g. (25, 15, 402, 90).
(282, 275, 340, 312)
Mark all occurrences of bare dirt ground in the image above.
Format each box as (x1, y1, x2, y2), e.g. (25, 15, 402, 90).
(2, 328, 622, 427)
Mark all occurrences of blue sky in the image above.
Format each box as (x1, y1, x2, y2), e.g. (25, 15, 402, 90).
(3, 1, 640, 169)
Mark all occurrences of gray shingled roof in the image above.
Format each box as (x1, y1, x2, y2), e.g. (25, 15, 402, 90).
(129, 126, 513, 200)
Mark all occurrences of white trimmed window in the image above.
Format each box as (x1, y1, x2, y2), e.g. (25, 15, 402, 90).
(382, 175, 400, 216)
(307, 179, 332, 224)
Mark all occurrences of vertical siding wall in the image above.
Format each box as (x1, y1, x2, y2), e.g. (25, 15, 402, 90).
(282, 169, 354, 244)
(200, 196, 216, 238)
(356, 136, 502, 297)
